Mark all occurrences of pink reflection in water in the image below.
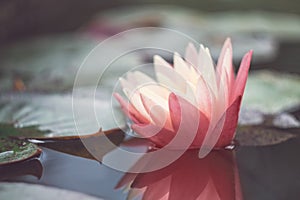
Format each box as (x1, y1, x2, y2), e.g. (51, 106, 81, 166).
(116, 149, 242, 200)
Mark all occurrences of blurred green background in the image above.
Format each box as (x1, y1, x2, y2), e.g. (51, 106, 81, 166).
(0, 0, 300, 44)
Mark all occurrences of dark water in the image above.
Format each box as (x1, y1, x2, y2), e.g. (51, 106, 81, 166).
(9, 148, 127, 200)
(237, 138, 300, 199)
(2, 137, 300, 200)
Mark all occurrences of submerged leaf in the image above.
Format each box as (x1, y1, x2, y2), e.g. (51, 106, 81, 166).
(236, 125, 298, 146)
(0, 183, 103, 200)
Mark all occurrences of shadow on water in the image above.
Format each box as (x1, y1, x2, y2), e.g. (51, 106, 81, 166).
(1, 137, 300, 200)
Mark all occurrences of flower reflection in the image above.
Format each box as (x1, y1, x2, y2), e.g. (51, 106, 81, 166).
(116, 149, 242, 200)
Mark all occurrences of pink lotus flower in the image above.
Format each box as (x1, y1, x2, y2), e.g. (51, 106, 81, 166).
(116, 149, 243, 200)
(115, 38, 252, 156)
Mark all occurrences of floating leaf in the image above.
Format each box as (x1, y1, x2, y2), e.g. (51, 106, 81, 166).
(236, 125, 298, 146)
(0, 92, 126, 162)
(0, 137, 41, 165)
(0, 93, 124, 137)
(0, 34, 142, 93)
(0, 34, 97, 92)
(0, 183, 103, 200)
(84, 6, 278, 62)
(0, 123, 50, 138)
(243, 71, 300, 113)
(0, 158, 42, 180)
(35, 129, 125, 161)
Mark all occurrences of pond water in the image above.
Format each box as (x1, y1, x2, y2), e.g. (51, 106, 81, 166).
(0, 8, 300, 199)
(3, 135, 299, 200)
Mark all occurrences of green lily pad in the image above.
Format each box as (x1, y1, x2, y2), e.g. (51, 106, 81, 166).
(0, 123, 49, 138)
(0, 34, 98, 92)
(243, 70, 300, 113)
(0, 137, 41, 165)
(0, 33, 142, 93)
(0, 92, 126, 163)
(0, 93, 124, 137)
(0, 183, 103, 200)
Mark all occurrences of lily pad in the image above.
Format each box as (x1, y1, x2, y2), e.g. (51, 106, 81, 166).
(37, 129, 125, 161)
(0, 183, 103, 200)
(0, 158, 43, 180)
(0, 34, 98, 92)
(0, 123, 50, 138)
(236, 125, 298, 146)
(0, 92, 126, 163)
(0, 33, 142, 93)
(84, 6, 277, 62)
(243, 70, 300, 113)
(86, 6, 300, 40)
(0, 137, 41, 165)
(0, 93, 124, 137)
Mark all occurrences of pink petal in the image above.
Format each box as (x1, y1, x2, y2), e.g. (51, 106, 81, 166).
(198, 45, 218, 96)
(196, 76, 213, 118)
(185, 43, 198, 68)
(154, 55, 172, 68)
(168, 93, 181, 131)
(132, 71, 155, 85)
(199, 96, 241, 158)
(216, 38, 232, 75)
(169, 93, 200, 135)
(216, 38, 235, 93)
(134, 92, 208, 149)
(169, 93, 210, 148)
(114, 93, 149, 124)
(216, 69, 229, 116)
(215, 96, 242, 147)
(140, 93, 173, 131)
(233, 50, 253, 101)
(131, 123, 175, 147)
(154, 57, 186, 93)
(173, 52, 194, 82)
